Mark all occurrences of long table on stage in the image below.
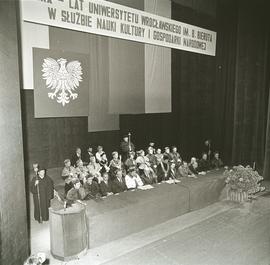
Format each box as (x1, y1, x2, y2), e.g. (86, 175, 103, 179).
(85, 169, 226, 248)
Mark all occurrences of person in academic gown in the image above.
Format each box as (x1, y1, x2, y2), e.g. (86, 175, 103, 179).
(30, 168, 54, 223)
(168, 161, 179, 180)
(156, 155, 170, 182)
(120, 135, 135, 161)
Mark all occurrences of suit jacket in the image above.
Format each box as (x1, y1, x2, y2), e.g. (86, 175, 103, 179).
(71, 153, 82, 167)
(111, 177, 127, 194)
(83, 181, 100, 198)
(211, 158, 224, 169)
(189, 164, 198, 175)
(198, 159, 211, 171)
(99, 181, 113, 196)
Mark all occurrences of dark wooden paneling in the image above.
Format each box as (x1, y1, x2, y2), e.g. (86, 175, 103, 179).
(21, 90, 120, 172)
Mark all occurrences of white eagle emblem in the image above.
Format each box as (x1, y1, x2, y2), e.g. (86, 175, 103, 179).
(42, 58, 83, 106)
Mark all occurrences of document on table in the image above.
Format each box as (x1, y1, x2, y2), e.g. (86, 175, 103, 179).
(165, 179, 181, 184)
(138, 185, 154, 190)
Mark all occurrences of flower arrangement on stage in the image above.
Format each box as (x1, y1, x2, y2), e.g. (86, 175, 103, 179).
(224, 165, 264, 202)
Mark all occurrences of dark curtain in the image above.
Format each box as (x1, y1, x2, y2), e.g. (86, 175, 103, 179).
(231, 0, 270, 175)
(211, 0, 238, 164)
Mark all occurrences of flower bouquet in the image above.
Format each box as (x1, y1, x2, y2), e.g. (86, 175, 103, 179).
(224, 165, 264, 202)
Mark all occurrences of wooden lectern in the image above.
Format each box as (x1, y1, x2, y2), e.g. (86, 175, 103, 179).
(49, 203, 88, 261)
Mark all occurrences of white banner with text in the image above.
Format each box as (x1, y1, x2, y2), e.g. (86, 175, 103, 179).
(20, 0, 216, 56)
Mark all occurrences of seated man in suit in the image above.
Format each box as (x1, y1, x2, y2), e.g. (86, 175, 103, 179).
(148, 142, 156, 154)
(66, 179, 87, 203)
(156, 155, 170, 182)
(61, 159, 77, 195)
(125, 151, 137, 170)
(99, 172, 113, 197)
(189, 157, 199, 175)
(99, 152, 110, 175)
(170, 146, 182, 168)
(168, 161, 180, 180)
(83, 176, 101, 199)
(198, 153, 211, 172)
(84, 146, 94, 165)
(155, 148, 163, 161)
(146, 147, 158, 172)
(111, 169, 127, 194)
(211, 151, 224, 169)
(125, 167, 144, 190)
(178, 161, 197, 178)
(136, 150, 157, 184)
(164, 147, 172, 159)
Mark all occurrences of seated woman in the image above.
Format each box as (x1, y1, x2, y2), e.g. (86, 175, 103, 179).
(198, 153, 211, 172)
(211, 151, 224, 169)
(66, 179, 87, 203)
(136, 150, 157, 184)
(75, 159, 89, 183)
(99, 172, 113, 197)
(61, 159, 77, 195)
(125, 167, 144, 190)
(178, 161, 197, 178)
(87, 155, 102, 178)
(156, 155, 170, 182)
(83, 176, 101, 199)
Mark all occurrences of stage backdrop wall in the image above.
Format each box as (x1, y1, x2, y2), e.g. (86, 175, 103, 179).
(21, 0, 270, 180)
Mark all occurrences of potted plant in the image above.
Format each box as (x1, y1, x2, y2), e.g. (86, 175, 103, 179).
(224, 165, 264, 202)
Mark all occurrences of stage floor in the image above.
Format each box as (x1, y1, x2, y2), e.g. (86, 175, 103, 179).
(29, 169, 270, 264)
(101, 195, 270, 265)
